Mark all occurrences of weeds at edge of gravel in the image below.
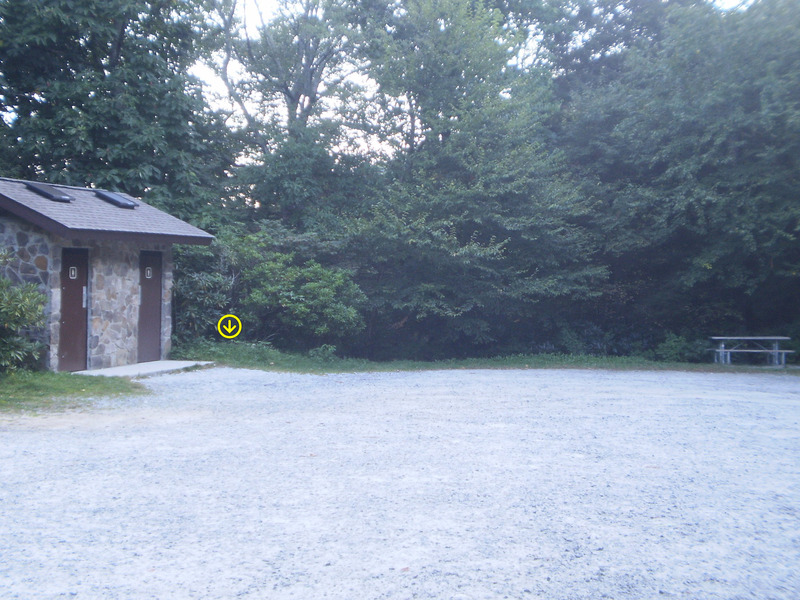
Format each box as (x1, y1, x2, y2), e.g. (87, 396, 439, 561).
(0, 371, 148, 413)
(171, 340, 800, 376)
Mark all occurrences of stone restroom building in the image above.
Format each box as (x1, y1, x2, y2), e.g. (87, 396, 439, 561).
(0, 177, 213, 371)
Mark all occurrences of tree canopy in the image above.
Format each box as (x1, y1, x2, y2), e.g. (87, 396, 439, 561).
(0, 0, 235, 225)
(2, 0, 798, 360)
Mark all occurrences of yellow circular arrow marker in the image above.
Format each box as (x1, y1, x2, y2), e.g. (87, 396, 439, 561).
(217, 314, 242, 339)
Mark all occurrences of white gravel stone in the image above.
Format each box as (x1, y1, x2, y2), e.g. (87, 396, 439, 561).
(1, 367, 799, 599)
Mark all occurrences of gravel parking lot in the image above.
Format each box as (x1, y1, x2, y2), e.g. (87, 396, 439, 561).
(1, 367, 799, 599)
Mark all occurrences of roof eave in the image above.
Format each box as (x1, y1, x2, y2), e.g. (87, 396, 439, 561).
(0, 195, 214, 245)
(0, 194, 73, 237)
(62, 229, 215, 245)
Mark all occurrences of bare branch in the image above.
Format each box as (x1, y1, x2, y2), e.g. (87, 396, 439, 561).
(217, 0, 270, 154)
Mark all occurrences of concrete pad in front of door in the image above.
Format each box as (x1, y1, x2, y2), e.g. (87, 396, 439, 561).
(73, 360, 214, 379)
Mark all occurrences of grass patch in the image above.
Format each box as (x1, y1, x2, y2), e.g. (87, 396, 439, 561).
(172, 340, 800, 375)
(0, 370, 147, 413)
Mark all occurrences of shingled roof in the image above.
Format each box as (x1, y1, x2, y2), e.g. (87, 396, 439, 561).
(0, 177, 213, 245)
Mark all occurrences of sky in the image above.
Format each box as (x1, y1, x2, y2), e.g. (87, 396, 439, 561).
(239, 0, 752, 22)
(192, 0, 756, 112)
(241, 0, 280, 34)
(190, 0, 278, 102)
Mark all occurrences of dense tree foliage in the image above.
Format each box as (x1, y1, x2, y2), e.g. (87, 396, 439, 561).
(2, 0, 798, 360)
(560, 0, 800, 351)
(0, 0, 235, 226)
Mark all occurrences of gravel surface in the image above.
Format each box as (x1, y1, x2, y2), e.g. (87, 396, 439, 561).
(1, 367, 799, 599)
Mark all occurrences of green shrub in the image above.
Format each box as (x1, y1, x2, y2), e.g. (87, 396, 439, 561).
(557, 328, 587, 355)
(240, 254, 365, 340)
(172, 228, 366, 349)
(173, 270, 231, 341)
(307, 344, 338, 362)
(172, 244, 233, 343)
(226, 230, 366, 345)
(653, 333, 707, 363)
(0, 260, 46, 372)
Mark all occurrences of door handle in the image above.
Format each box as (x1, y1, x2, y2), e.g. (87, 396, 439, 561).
(82, 286, 87, 309)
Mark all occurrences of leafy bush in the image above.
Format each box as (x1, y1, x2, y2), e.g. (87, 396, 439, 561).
(172, 269, 231, 342)
(774, 320, 800, 365)
(555, 323, 620, 356)
(0, 257, 46, 372)
(653, 333, 708, 363)
(239, 253, 365, 341)
(172, 245, 233, 343)
(307, 344, 338, 362)
(557, 327, 588, 355)
(172, 228, 366, 349)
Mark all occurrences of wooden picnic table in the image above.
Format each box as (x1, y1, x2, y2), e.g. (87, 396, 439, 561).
(710, 336, 794, 367)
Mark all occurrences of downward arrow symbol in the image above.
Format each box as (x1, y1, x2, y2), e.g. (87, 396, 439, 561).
(217, 314, 242, 338)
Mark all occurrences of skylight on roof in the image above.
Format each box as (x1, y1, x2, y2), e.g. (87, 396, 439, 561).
(95, 190, 138, 209)
(25, 181, 74, 202)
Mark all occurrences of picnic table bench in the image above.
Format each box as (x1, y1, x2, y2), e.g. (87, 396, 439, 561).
(710, 336, 794, 367)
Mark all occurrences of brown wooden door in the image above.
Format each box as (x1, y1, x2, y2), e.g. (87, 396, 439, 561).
(138, 251, 162, 363)
(59, 249, 88, 372)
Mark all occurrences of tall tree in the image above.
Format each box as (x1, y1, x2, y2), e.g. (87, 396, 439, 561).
(367, 0, 518, 157)
(344, 0, 603, 358)
(212, 0, 377, 225)
(216, 0, 362, 145)
(561, 0, 800, 340)
(0, 0, 235, 226)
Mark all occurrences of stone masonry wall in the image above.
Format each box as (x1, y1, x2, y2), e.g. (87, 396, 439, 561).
(83, 240, 173, 369)
(0, 213, 53, 288)
(85, 241, 139, 369)
(160, 248, 174, 361)
(2, 212, 174, 371)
